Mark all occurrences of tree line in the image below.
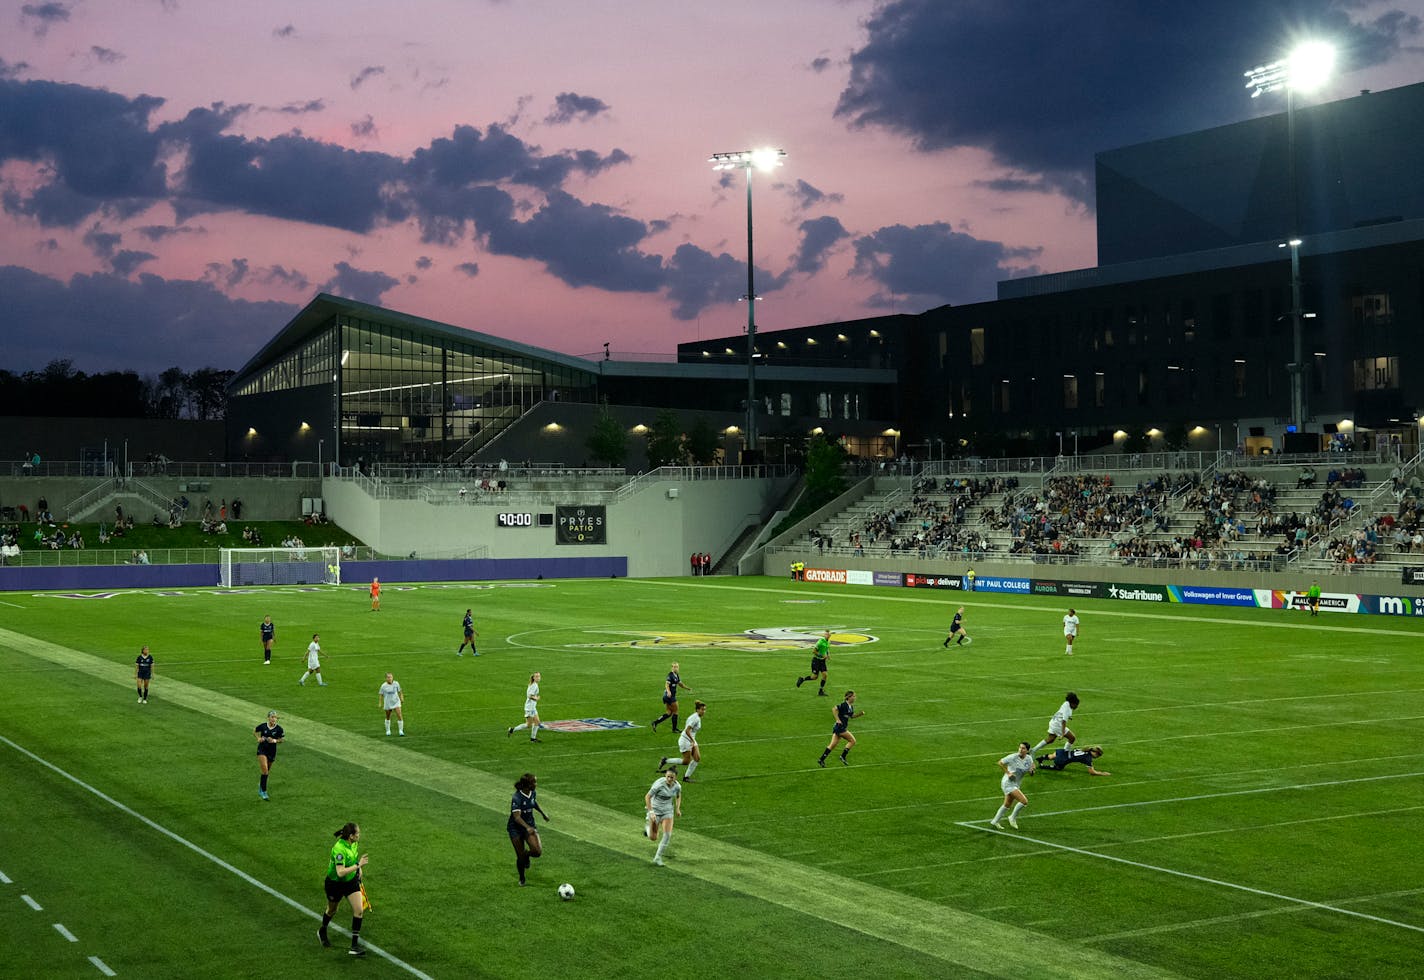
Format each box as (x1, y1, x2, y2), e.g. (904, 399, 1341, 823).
(0, 360, 234, 420)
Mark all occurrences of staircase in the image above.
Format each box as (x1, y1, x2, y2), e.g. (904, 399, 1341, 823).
(67, 478, 176, 523)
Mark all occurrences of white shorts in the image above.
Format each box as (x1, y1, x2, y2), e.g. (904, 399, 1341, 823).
(1000, 774, 1020, 795)
(678, 735, 696, 754)
(1064, 629, 1077, 638)
(651, 805, 675, 821)
(1048, 718, 1067, 736)
(382, 697, 402, 710)
(524, 700, 538, 717)
(306, 653, 321, 670)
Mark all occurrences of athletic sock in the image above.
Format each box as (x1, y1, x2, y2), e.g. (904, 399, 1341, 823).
(818, 749, 831, 764)
(315, 672, 324, 684)
(654, 830, 672, 861)
(992, 805, 1008, 823)
(670, 714, 679, 731)
(1030, 739, 1048, 753)
(260, 773, 268, 791)
(385, 723, 391, 734)
(841, 749, 849, 760)
(1011, 801, 1025, 818)
(350, 916, 362, 948)
(320, 913, 333, 930)
(398, 721, 404, 735)
(512, 723, 528, 733)
(818, 680, 826, 693)
(654, 713, 669, 726)
(685, 760, 698, 777)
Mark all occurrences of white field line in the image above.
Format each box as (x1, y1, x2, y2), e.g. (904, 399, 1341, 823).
(1085, 886, 1424, 943)
(0, 626, 1178, 980)
(53, 922, 77, 942)
(0, 736, 435, 980)
(957, 819, 1424, 936)
(693, 751, 1424, 831)
(862, 803, 1424, 878)
(0, 600, 25, 608)
(87, 956, 116, 977)
(0, 869, 10, 883)
(630, 578, 1424, 638)
(21, 894, 41, 910)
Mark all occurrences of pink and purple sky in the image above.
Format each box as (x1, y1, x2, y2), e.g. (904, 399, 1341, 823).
(4, 0, 1423, 374)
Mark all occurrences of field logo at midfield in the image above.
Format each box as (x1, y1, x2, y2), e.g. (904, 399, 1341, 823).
(588, 626, 877, 651)
(539, 718, 640, 733)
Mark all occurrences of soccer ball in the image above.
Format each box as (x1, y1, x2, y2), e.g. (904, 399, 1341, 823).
(558, 883, 575, 901)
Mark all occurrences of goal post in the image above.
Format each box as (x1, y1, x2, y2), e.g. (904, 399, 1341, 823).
(219, 546, 342, 587)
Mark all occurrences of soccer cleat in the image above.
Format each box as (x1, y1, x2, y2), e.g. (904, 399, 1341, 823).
(318, 682, 328, 687)
(651, 719, 659, 733)
(989, 820, 1002, 829)
(348, 948, 366, 958)
(796, 677, 804, 688)
(1008, 816, 1019, 829)
(682, 776, 694, 782)
(817, 758, 826, 768)
(964, 637, 972, 645)
(318, 929, 331, 948)
(263, 660, 270, 665)
(259, 790, 269, 801)
(138, 697, 144, 703)
(840, 756, 849, 766)
(456, 651, 463, 657)
(385, 730, 391, 736)
(657, 757, 667, 768)
(399, 732, 405, 737)
(507, 727, 514, 737)
(817, 690, 828, 696)
(298, 679, 305, 686)
(530, 737, 542, 743)
(653, 856, 664, 866)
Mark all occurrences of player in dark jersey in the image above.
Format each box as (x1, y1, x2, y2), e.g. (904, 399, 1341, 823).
(507, 772, 549, 885)
(818, 690, 864, 767)
(260, 616, 275, 665)
(134, 645, 154, 703)
(651, 662, 693, 733)
(942, 607, 972, 647)
(797, 630, 832, 696)
(255, 710, 284, 800)
(457, 608, 479, 656)
(1036, 745, 1111, 775)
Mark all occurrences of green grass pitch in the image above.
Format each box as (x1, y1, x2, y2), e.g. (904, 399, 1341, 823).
(2, 576, 1422, 979)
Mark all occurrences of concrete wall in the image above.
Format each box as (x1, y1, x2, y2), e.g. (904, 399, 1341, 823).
(323, 473, 797, 576)
(0, 475, 320, 523)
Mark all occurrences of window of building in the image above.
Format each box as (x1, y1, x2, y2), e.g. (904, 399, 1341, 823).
(780, 393, 792, 416)
(1137, 366, 1150, 406)
(1234, 360, 1247, 398)
(995, 380, 1011, 413)
(1353, 356, 1399, 391)
(1062, 375, 1078, 410)
(1181, 299, 1196, 342)
(1352, 292, 1393, 328)
(1093, 372, 1105, 408)
(817, 392, 831, 417)
(970, 328, 985, 366)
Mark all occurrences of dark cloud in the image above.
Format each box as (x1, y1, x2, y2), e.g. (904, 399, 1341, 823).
(269, 99, 325, 115)
(89, 46, 124, 64)
(37, 237, 59, 251)
(783, 178, 844, 211)
(837, 0, 1420, 202)
(791, 215, 849, 274)
(110, 249, 156, 276)
(851, 221, 1041, 307)
(350, 114, 377, 139)
(350, 65, 385, 90)
(0, 264, 300, 373)
(414, 255, 432, 269)
(544, 92, 610, 125)
(0, 75, 167, 225)
(82, 225, 122, 259)
(21, 3, 70, 36)
(258, 264, 311, 291)
(273, 24, 296, 38)
(173, 125, 405, 232)
(485, 189, 663, 291)
(809, 56, 832, 73)
(203, 257, 249, 288)
(320, 260, 399, 305)
(662, 242, 786, 321)
(455, 261, 479, 277)
(134, 223, 202, 242)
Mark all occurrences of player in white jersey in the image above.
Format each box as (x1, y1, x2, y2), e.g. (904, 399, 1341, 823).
(1030, 692, 1079, 754)
(508, 672, 543, 742)
(644, 767, 683, 866)
(1063, 608, 1080, 655)
(378, 672, 405, 736)
(298, 633, 327, 686)
(991, 741, 1036, 829)
(659, 700, 706, 781)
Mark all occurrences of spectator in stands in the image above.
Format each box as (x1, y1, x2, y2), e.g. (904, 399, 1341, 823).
(138, 550, 150, 564)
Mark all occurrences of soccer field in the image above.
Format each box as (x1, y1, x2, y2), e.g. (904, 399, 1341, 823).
(2, 576, 1422, 979)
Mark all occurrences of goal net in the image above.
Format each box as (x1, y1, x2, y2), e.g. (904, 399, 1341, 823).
(219, 546, 342, 587)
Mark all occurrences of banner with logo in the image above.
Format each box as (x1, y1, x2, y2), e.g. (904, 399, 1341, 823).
(872, 572, 904, 587)
(1106, 583, 1169, 603)
(1367, 594, 1424, 616)
(555, 506, 606, 544)
(974, 576, 1031, 594)
(905, 573, 961, 589)
(1168, 585, 1259, 606)
(1031, 580, 1106, 599)
(803, 567, 847, 584)
(846, 569, 874, 586)
(1258, 589, 1362, 614)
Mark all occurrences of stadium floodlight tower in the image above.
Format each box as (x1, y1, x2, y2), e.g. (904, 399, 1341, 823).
(709, 147, 786, 462)
(1245, 40, 1336, 437)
